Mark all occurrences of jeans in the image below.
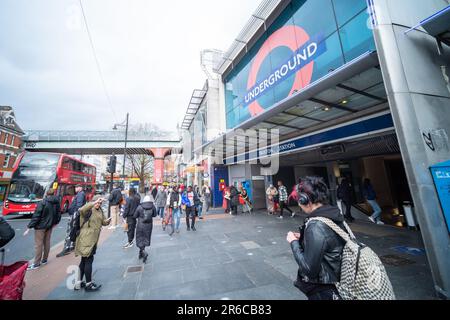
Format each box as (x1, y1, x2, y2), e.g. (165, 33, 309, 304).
(197, 204, 203, 217)
(368, 199, 382, 221)
(157, 207, 165, 219)
(172, 208, 181, 230)
(185, 206, 196, 228)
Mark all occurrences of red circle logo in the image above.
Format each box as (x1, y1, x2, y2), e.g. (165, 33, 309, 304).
(247, 25, 314, 117)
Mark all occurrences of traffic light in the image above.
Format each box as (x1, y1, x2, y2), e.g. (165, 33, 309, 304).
(107, 155, 117, 173)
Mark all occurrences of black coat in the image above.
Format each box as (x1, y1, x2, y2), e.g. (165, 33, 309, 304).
(133, 202, 155, 248)
(123, 194, 141, 219)
(229, 186, 240, 206)
(69, 190, 86, 215)
(290, 205, 346, 286)
(337, 182, 352, 203)
(0, 216, 15, 248)
(169, 191, 180, 208)
(28, 195, 61, 230)
(109, 188, 123, 206)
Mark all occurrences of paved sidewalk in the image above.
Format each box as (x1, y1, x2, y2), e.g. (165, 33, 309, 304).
(43, 208, 436, 300)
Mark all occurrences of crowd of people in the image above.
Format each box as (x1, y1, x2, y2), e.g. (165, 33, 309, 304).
(0, 175, 389, 300)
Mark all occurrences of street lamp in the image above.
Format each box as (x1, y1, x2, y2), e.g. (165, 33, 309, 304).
(113, 113, 129, 182)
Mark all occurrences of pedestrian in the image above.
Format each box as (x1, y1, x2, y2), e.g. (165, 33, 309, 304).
(289, 178, 304, 218)
(229, 184, 240, 215)
(196, 190, 204, 220)
(155, 186, 167, 220)
(73, 196, 111, 291)
(181, 186, 199, 231)
(108, 182, 123, 229)
(223, 186, 231, 214)
(57, 184, 86, 257)
(169, 186, 182, 234)
(0, 216, 15, 249)
(133, 195, 156, 263)
(24, 189, 61, 270)
(151, 185, 158, 200)
(286, 176, 345, 300)
(266, 184, 278, 215)
(336, 177, 354, 222)
(202, 182, 212, 214)
(363, 178, 384, 225)
(278, 180, 293, 219)
(240, 185, 253, 213)
(122, 188, 141, 249)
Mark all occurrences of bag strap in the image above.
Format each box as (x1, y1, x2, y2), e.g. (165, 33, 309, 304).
(80, 209, 92, 229)
(307, 217, 356, 242)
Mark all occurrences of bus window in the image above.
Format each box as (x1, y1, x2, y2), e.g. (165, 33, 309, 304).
(62, 157, 73, 170)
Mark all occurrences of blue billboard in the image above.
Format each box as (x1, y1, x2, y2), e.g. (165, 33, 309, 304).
(430, 160, 450, 234)
(224, 0, 376, 129)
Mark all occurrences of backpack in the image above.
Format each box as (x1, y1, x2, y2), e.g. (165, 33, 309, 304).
(69, 210, 92, 242)
(142, 206, 156, 223)
(307, 217, 396, 300)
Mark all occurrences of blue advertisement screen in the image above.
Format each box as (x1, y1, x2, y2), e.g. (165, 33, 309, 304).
(430, 164, 450, 234)
(224, 0, 375, 129)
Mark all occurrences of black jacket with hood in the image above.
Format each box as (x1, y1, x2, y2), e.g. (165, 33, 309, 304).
(134, 201, 156, 248)
(290, 205, 346, 293)
(28, 195, 61, 230)
(123, 193, 141, 219)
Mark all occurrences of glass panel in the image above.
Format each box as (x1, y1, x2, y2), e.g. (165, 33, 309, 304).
(332, 0, 367, 27)
(339, 10, 376, 62)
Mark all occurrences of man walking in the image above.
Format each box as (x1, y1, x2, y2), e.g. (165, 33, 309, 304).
(108, 182, 123, 229)
(363, 178, 384, 225)
(122, 188, 141, 248)
(24, 189, 61, 270)
(182, 186, 199, 231)
(229, 185, 240, 215)
(57, 184, 86, 257)
(336, 178, 354, 222)
(278, 180, 293, 219)
(202, 182, 212, 214)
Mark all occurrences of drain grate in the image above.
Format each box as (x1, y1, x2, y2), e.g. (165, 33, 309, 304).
(380, 255, 415, 266)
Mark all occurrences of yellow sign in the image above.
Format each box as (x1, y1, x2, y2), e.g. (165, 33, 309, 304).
(52, 182, 58, 190)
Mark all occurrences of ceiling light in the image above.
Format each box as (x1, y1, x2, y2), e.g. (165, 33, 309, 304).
(324, 106, 330, 111)
(341, 100, 348, 104)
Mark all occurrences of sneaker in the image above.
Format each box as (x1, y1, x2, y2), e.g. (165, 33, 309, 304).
(368, 216, 376, 224)
(187, 227, 191, 231)
(85, 282, 102, 292)
(192, 226, 196, 231)
(176, 229, 180, 233)
(199, 217, 204, 220)
(41, 259, 48, 265)
(123, 242, 134, 249)
(74, 281, 86, 290)
(377, 221, 385, 225)
(278, 216, 283, 219)
(27, 263, 40, 271)
(56, 250, 71, 258)
(291, 212, 296, 218)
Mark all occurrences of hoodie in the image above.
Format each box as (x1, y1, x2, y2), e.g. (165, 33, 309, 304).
(28, 195, 61, 230)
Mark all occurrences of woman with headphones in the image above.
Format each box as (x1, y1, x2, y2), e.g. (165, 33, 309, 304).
(286, 176, 347, 300)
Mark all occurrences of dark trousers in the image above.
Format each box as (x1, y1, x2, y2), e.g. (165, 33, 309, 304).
(185, 206, 196, 228)
(307, 287, 341, 300)
(79, 254, 94, 283)
(343, 200, 353, 219)
(126, 217, 137, 243)
(279, 201, 293, 217)
(230, 204, 238, 215)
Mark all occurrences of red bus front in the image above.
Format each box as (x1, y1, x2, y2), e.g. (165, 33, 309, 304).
(2, 152, 96, 216)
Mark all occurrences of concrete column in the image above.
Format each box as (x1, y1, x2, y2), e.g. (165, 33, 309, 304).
(149, 148, 171, 185)
(372, 0, 450, 298)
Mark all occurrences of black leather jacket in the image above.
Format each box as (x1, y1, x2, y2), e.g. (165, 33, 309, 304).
(290, 205, 346, 285)
(28, 195, 61, 230)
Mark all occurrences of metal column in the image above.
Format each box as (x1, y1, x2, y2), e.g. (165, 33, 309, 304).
(371, 0, 450, 299)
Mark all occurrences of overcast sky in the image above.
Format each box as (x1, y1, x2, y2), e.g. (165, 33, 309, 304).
(0, 0, 260, 132)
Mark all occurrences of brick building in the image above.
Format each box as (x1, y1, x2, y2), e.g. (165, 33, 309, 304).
(0, 106, 24, 201)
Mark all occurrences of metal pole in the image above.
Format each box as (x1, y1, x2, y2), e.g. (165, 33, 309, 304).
(122, 113, 129, 181)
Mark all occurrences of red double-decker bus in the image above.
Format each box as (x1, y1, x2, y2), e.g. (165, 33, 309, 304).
(2, 152, 96, 216)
